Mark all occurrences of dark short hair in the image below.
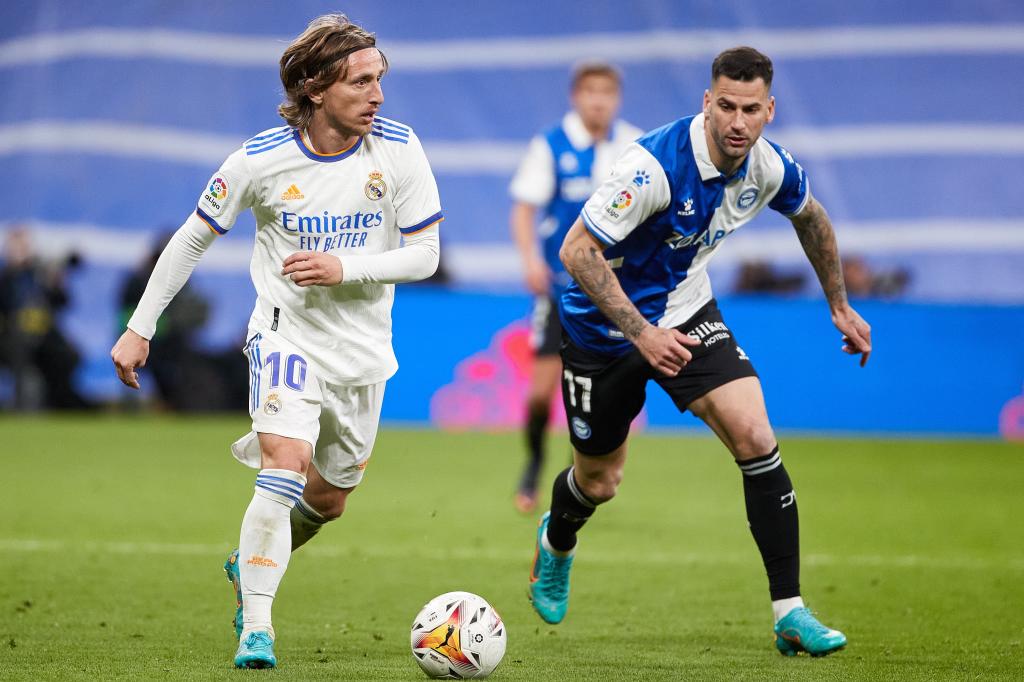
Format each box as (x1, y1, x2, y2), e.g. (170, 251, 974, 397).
(570, 59, 622, 91)
(711, 47, 773, 88)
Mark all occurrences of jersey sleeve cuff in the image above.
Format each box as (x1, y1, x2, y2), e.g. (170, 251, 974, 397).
(399, 210, 444, 235)
(581, 207, 618, 246)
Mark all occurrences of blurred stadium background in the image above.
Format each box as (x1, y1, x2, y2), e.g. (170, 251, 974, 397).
(1, 1, 1022, 437)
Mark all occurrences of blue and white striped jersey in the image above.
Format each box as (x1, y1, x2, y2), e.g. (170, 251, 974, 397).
(510, 112, 642, 297)
(561, 114, 809, 355)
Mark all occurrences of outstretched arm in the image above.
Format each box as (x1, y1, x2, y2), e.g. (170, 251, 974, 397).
(559, 219, 698, 377)
(789, 194, 872, 366)
(111, 216, 216, 388)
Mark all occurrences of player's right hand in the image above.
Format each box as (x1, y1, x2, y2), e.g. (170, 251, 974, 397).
(111, 328, 150, 390)
(634, 326, 701, 377)
(524, 256, 551, 296)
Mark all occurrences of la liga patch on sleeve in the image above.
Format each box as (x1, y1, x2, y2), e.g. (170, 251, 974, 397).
(200, 174, 230, 216)
(602, 187, 634, 222)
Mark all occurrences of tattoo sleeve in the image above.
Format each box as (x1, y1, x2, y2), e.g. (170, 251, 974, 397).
(790, 196, 848, 309)
(564, 239, 649, 341)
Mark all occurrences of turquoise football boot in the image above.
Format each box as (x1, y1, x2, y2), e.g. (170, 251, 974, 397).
(234, 630, 277, 669)
(223, 549, 243, 640)
(774, 606, 847, 657)
(528, 512, 574, 624)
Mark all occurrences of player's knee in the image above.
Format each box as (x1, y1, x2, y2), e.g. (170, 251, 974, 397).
(576, 467, 623, 504)
(306, 487, 354, 522)
(731, 422, 778, 460)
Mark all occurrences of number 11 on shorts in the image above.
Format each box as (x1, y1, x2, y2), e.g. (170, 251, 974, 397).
(563, 369, 592, 413)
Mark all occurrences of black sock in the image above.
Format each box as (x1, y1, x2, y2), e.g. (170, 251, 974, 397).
(546, 466, 597, 552)
(519, 406, 548, 491)
(738, 447, 800, 600)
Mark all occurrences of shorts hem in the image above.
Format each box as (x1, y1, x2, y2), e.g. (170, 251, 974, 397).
(309, 459, 365, 489)
(673, 369, 759, 412)
(569, 436, 628, 457)
(251, 424, 317, 451)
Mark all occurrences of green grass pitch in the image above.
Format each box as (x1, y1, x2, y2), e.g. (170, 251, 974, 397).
(2, 416, 1022, 680)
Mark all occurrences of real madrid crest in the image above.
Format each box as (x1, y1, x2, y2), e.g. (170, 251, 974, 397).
(364, 170, 387, 201)
(264, 393, 282, 415)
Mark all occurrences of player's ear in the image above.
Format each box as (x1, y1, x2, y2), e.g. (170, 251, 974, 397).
(304, 78, 324, 106)
(766, 95, 775, 124)
(702, 89, 711, 117)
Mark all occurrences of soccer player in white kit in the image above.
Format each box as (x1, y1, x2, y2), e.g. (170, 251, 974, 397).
(110, 15, 443, 669)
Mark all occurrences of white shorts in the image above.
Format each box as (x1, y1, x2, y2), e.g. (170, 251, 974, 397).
(230, 330, 386, 488)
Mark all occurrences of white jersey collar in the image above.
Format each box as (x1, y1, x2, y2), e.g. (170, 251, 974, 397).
(689, 114, 722, 182)
(689, 114, 751, 183)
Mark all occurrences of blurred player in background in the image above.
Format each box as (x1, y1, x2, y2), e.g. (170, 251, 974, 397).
(509, 61, 642, 513)
(528, 47, 870, 657)
(111, 14, 443, 669)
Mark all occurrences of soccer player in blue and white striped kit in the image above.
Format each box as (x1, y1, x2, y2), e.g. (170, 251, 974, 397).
(528, 47, 871, 658)
(509, 61, 642, 512)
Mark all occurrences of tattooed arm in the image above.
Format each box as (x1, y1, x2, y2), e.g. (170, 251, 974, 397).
(789, 193, 873, 366)
(559, 219, 698, 376)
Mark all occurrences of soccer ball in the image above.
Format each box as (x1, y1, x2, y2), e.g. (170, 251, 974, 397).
(410, 591, 507, 679)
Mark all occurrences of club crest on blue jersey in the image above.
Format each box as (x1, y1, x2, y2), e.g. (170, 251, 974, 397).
(364, 170, 387, 201)
(737, 187, 759, 209)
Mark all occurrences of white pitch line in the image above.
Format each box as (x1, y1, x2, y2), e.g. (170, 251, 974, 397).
(2, 538, 1021, 570)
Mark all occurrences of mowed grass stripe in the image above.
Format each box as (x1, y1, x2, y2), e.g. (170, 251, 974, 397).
(3, 538, 1022, 571)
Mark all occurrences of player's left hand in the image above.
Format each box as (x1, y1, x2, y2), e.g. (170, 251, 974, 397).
(831, 304, 872, 367)
(282, 252, 343, 287)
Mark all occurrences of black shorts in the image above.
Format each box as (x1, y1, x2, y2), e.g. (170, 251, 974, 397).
(560, 299, 758, 455)
(530, 296, 562, 357)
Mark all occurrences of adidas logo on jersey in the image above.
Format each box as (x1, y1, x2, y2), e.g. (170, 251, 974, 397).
(281, 184, 305, 200)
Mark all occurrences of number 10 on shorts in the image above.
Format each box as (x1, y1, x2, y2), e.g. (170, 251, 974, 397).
(265, 351, 308, 392)
(563, 369, 592, 413)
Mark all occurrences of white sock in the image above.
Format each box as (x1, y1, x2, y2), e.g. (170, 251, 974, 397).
(772, 596, 805, 623)
(239, 468, 306, 638)
(542, 529, 574, 558)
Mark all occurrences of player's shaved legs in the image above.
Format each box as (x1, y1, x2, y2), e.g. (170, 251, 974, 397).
(689, 377, 802, 613)
(302, 464, 355, 520)
(544, 442, 627, 553)
(687, 377, 776, 461)
(290, 465, 355, 551)
(571, 443, 627, 503)
(239, 432, 314, 637)
(258, 432, 314, 472)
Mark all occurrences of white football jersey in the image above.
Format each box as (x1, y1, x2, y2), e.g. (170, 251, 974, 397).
(195, 117, 443, 385)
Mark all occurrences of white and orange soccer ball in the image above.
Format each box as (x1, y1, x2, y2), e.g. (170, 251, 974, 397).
(410, 591, 507, 679)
